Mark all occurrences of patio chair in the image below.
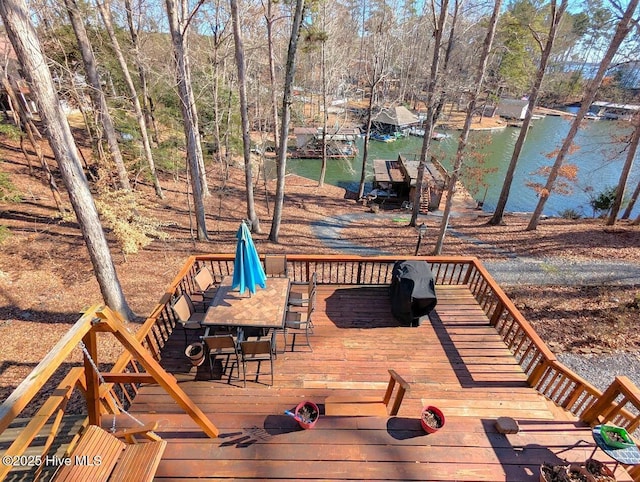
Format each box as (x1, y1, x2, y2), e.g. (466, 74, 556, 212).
(264, 254, 288, 277)
(284, 290, 315, 352)
(192, 266, 218, 305)
(239, 338, 274, 387)
(288, 271, 317, 307)
(243, 327, 278, 359)
(202, 334, 240, 383)
(171, 293, 205, 347)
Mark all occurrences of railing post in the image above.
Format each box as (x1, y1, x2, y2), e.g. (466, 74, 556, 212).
(82, 329, 101, 427)
(526, 357, 549, 389)
(581, 377, 622, 425)
(462, 262, 474, 285)
(489, 300, 504, 327)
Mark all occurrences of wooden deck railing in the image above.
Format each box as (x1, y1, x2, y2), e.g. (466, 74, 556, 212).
(1, 255, 639, 482)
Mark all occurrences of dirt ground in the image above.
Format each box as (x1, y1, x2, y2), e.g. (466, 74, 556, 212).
(1, 130, 640, 404)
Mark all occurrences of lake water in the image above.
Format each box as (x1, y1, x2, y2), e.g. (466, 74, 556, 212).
(274, 115, 639, 218)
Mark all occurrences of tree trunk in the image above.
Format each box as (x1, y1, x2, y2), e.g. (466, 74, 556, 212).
(319, 21, 328, 188)
(410, 0, 448, 227)
(527, 0, 639, 231)
(64, 0, 131, 192)
(488, 0, 568, 226)
(357, 89, 376, 200)
(165, 0, 209, 241)
(268, 0, 305, 243)
(607, 110, 640, 225)
(209, 0, 225, 169)
(0, 0, 134, 320)
(124, 0, 160, 146)
(621, 179, 640, 219)
(1, 76, 67, 214)
(96, 0, 164, 199)
(433, 0, 502, 255)
(265, 0, 280, 153)
(230, 0, 261, 233)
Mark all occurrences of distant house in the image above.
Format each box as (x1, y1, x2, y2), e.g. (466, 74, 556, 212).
(371, 106, 419, 135)
(496, 99, 528, 120)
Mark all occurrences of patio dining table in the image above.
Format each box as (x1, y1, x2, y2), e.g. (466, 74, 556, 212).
(203, 276, 290, 336)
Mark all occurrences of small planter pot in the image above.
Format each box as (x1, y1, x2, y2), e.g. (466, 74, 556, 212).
(539, 463, 596, 482)
(185, 342, 205, 367)
(421, 406, 445, 433)
(294, 401, 319, 430)
(585, 459, 616, 481)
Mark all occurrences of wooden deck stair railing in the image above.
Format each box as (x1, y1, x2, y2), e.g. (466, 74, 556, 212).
(324, 370, 411, 417)
(52, 423, 166, 482)
(580, 376, 640, 480)
(581, 376, 640, 432)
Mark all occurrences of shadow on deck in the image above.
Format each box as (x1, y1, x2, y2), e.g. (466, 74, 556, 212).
(118, 284, 629, 481)
(2, 256, 638, 482)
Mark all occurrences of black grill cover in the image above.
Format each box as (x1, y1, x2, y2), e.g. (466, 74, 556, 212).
(390, 260, 437, 326)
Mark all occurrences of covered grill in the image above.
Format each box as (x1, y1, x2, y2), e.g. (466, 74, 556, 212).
(389, 260, 437, 326)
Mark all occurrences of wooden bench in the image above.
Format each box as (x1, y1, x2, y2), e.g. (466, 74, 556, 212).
(53, 423, 166, 482)
(324, 369, 411, 417)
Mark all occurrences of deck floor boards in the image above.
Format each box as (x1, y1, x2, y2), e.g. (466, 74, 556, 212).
(118, 284, 631, 481)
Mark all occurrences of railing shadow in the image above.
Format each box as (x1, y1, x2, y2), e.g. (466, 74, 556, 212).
(428, 310, 531, 389)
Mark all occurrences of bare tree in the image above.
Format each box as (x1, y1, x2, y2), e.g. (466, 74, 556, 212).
(608, 110, 640, 224)
(263, 0, 281, 153)
(410, 0, 448, 227)
(96, 0, 163, 199)
(488, 0, 568, 226)
(0, 0, 134, 319)
(1, 74, 66, 215)
(318, 3, 329, 188)
(124, 0, 161, 145)
(63, 0, 131, 191)
(230, 0, 261, 232)
(527, 0, 639, 231)
(269, 0, 305, 243)
(433, 0, 502, 255)
(622, 178, 640, 219)
(165, 0, 210, 241)
(356, 4, 393, 201)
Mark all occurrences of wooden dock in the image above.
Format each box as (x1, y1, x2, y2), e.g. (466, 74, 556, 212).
(114, 284, 631, 481)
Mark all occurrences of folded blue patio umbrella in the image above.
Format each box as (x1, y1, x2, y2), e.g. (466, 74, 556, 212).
(232, 221, 267, 295)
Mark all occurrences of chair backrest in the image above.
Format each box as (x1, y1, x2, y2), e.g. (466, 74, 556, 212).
(203, 334, 236, 351)
(172, 294, 193, 322)
(240, 339, 273, 358)
(264, 255, 287, 277)
(306, 287, 317, 317)
(195, 267, 214, 292)
(307, 272, 317, 295)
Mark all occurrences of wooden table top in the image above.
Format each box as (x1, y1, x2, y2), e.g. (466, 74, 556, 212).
(203, 276, 290, 328)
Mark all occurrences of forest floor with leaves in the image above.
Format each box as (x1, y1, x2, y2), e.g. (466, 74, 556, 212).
(1, 131, 640, 405)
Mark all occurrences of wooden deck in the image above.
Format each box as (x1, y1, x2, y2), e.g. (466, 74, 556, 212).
(115, 284, 631, 481)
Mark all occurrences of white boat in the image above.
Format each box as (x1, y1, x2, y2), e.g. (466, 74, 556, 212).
(408, 127, 449, 140)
